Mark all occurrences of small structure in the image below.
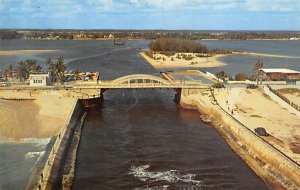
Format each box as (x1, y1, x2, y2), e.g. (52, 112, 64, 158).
(79, 72, 100, 81)
(108, 33, 114, 39)
(259, 68, 300, 81)
(29, 73, 50, 86)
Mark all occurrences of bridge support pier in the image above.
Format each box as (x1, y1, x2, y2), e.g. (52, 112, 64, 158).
(174, 88, 182, 104)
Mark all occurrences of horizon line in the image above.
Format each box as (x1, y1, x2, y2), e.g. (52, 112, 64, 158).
(1, 28, 300, 32)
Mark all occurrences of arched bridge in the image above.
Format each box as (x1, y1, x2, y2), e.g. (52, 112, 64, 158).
(110, 74, 170, 85)
(74, 74, 209, 89)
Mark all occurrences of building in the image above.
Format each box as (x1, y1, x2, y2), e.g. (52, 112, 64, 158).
(259, 68, 300, 81)
(29, 73, 50, 86)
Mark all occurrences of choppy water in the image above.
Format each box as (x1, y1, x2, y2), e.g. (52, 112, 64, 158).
(0, 137, 50, 190)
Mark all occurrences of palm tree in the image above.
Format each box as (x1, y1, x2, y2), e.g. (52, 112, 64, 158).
(47, 57, 66, 84)
(253, 57, 264, 84)
(2, 68, 9, 82)
(8, 64, 14, 82)
(16, 61, 28, 82)
(24, 59, 42, 73)
(72, 68, 81, 80)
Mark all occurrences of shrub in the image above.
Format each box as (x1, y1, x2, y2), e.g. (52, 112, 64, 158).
(235, 73, 248, 81)
(161, 51, 176, 57)
(145, 50, 154, 58)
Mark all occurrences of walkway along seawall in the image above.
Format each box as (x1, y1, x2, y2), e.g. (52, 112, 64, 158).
(180, 88, 300, 189)
(29, 99, 86, 190)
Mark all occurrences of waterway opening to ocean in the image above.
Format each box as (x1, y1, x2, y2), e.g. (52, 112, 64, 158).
(1, 39, 294, 189)
(73, 89, 269, 189)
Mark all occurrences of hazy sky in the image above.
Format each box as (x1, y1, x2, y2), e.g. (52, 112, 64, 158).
(0, 0, 300, 30)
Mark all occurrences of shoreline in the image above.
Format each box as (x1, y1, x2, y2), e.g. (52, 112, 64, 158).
(140, 52, 227, 69)
(140, 50, 300, 70)
(180, 89, 300, 189)
(234, 51, 300, 59)
(0, 50, 56, 56)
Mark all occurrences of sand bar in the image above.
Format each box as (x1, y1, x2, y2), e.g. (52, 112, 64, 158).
(235, 52, 300, 59)
(141, 52, 226, 69)
(0, 50, 56, 56)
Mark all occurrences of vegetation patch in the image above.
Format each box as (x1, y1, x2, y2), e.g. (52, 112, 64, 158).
(149, 38, 208, 53)
(277, 88, 300, 95)
(250, 114, 262, 118)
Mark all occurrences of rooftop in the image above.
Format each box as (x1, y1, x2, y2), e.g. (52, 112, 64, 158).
(260, 68, 300, 74)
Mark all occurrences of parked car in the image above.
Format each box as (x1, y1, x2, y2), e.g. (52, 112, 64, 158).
(246, 84, 258, 89)
(212, 83, 225, 88)
(254, 127, 269, 136)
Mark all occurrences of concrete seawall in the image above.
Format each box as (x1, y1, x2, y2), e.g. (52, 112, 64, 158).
(180, 89, 300, 189)
(31, 99, 85, 190)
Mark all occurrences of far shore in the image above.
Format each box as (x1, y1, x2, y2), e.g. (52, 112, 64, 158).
(0, 50, 56, 56)
(234, 51, 300, 59)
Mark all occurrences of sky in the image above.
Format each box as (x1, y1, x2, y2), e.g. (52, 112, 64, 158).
(0, 0, 300, 30)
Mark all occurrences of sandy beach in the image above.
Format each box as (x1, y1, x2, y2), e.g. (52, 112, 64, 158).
(276, 88, 300, 106)
(141, 52, 226, 68)
(0, 90, 77, 140)
(0, 50, 56, 56)
(141, 50, 299, 70)
(214, 88, 300, 164)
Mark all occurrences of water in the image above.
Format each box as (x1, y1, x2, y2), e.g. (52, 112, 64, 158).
(201, 40, 300, 76)
(0, 137, 49, 190)
(1, 39, 299, 77)
(73, 91, 269, 189)
(0, 39, 291, 189)
(70, 42, 269, 189)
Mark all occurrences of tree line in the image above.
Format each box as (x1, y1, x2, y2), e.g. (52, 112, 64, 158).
(215, 59, 264, 81)
(149, 38, 208, 53)
(1, 29, 299, 40)
(0, 57, 69, 84)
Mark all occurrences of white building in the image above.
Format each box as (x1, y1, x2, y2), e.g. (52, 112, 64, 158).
(29, 73, 50, 86)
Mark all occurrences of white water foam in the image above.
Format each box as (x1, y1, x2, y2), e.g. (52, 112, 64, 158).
(25, 151, 45, 159)
(129, 165, 202, 186)
(2, 137, 52, 148)
(134, 185, 169, 190)
(19, 138, 51, 147)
